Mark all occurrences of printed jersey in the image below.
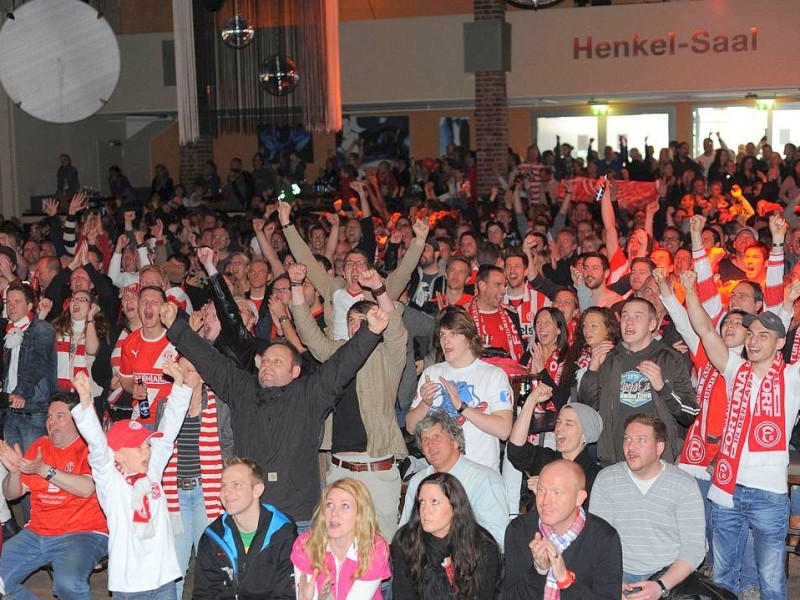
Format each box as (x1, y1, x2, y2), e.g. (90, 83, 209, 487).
(21, 436, 108, 537)
(119, 330, 178, 424)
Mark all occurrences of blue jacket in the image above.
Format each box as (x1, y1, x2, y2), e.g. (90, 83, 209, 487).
(3, 317, 57, 410)
(194, 502, 296, 599)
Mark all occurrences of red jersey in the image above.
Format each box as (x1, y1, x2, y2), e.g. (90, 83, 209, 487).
(22, 436, 108, 536)
(119, 330, 178, 424)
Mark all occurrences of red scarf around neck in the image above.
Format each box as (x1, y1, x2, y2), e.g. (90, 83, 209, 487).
(467, 300, 524, 361)
(711, 353, 787, 505)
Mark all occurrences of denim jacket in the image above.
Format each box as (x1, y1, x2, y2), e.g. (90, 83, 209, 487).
(3, 318, 57, 411)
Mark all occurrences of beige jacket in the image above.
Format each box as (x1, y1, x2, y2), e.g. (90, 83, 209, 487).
(290, 300, 409, 458)
(284, 223, 424, 336)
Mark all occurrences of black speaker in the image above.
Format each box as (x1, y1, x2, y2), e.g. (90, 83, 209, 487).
(463, 20, 512, 73)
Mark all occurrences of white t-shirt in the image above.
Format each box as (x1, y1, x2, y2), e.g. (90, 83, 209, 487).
(412, 359, 513, 471)
(722, 353, 800, 494)
(331, 288, 363, 341)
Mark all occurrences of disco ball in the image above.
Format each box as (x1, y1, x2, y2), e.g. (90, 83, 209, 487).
(220, 15, 254, 49)
(258, 55, 299, 96)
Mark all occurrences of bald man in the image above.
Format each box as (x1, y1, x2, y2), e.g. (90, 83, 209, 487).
(504, 460, 622, 599)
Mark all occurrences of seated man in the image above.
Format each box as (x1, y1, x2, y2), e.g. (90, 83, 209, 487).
(399, 411, 509, 547)
(504, 460, 622, 599)
(590, 414, 705, 598)
(0, 392, 108, 599)
(194, 457, 296, 599)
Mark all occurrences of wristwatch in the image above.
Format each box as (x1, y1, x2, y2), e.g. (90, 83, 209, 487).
(456, 403, 468, 414)
(656, 579, 670, 598)
(278, 316, 288, 325)
(44, 466, 57, 481)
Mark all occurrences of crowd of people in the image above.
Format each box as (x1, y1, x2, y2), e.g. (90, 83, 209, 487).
(0, 131, 796, 599)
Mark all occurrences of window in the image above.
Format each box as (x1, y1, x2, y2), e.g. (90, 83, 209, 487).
(606, 113, 669, 158)
(693, 107, 768, 158)
(536, 116, 598, 159)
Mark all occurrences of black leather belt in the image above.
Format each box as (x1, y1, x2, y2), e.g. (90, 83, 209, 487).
(331, 456, 395, 472)
(177, 477, 200, 490)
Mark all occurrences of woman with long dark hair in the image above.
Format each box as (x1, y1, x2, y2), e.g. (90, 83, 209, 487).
(561, 306, 621, 391)
(391, 472, 501, 600)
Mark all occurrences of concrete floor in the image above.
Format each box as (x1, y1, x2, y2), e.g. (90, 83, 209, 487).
(11, 550, 800, 598)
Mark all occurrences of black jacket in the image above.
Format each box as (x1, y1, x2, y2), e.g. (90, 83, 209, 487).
(166, 317, 381, 521)
(208, 272, 268, 373)
(194, 503, 296, 599)
(504, 509, 622, 600)
(391, 527, 501, 600)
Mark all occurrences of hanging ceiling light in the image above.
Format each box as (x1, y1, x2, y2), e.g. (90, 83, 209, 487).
(258, 54, 299, 96)
(220, 14, 254, 49)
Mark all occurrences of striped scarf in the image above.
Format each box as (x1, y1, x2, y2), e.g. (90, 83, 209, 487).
(162, 387, 223, 534)
(539, 507, 586, 600)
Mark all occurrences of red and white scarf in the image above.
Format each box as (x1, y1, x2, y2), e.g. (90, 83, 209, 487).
(790, 327, 800, 363)
(162, 388, 223, 533)
(709, 354, 787, 507)
(679, 345, 723, 478)
(4, 314, 31, 350)
(467, 300, 524, 361)
(119, 468, 156, 540)
(539, 507, 586, 600)
(56, 326, 90, 391)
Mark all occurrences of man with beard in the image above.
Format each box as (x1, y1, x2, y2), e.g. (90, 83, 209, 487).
(118, 286, 178, 429)
(159, 299, 389, 531)
(577, 297, 697, 466)
(464, 265, 524, 361)
(503, 250, 550, 345)
(590, 415, 705, 598)
(574, 252, 624, 310)
(408, 237, 443, 313)
(458, 230, 480, 289)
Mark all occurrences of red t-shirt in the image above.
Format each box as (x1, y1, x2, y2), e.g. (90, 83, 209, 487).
(119, 329, 178, 424)
(21, 436, 108, 536)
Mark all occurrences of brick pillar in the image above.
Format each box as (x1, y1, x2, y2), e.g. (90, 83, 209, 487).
(178, 135, 214, 187)
(474, 0, 508, 199)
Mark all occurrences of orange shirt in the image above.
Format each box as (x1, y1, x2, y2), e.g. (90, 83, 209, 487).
(21, 436, 108, 537)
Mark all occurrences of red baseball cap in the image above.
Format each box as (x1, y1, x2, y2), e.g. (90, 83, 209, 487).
(106, 420, 163, 451)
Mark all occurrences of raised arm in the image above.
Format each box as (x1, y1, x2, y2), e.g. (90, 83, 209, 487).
(280, 201, 335, 302)
(161, 302, 252, 408)
(682, 270, 729, 373)
(252, 218, 286, 278)
(598, 177, 618, 259)
(385, 219, 427, 300)
(688, 214, 723, 322)
(289, 263, 339, 362)
(765, 213, 787, 310)
(324, 213, 340, 264)
(655, 268, 700, 355)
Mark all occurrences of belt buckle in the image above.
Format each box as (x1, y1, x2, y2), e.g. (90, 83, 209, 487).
(177, 478, 198, 490)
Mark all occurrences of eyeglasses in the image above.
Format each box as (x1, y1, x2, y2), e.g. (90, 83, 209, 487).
(274, 287, 291, 294)
(344, 260, 367, 268)
(70, 297, 90, 304)
(662, 236, 681, 242)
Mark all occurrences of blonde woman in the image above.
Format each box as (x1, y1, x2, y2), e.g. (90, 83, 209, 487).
(291, 478, 390, 599)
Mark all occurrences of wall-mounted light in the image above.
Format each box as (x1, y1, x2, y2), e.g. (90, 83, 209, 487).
(588, 100, 607, 116)
(756, 98, 775, 110)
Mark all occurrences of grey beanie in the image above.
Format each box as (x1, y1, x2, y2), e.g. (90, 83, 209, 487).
(561, 403, 603, 445)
